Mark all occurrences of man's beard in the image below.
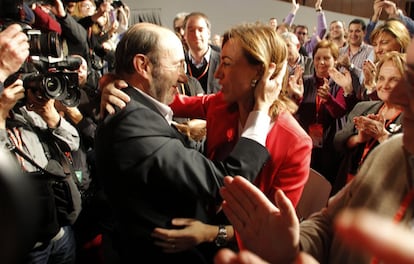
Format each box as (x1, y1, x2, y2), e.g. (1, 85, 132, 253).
(151, 66, 175, 105)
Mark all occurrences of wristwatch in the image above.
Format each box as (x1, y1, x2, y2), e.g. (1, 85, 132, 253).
(214, 225, 228, 247)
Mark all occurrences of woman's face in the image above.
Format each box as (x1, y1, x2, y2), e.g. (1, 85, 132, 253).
(313, 47, 335, 78)
(372, 32, 401, 61)
(79, 0, 96, 17)
(214, 38, 260, 104)
(376, 60, 402, 102)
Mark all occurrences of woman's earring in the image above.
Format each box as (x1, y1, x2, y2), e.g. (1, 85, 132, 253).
(250, 79, 258, 88)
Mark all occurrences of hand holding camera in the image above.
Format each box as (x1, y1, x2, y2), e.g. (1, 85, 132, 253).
(0, 24, 30, 83)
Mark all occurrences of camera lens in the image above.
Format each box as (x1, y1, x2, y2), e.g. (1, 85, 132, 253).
(27, 30, 62, 58)
(61, 86, 81, 107)
(60, 72, 80, 107)
(43, 75, 65, 100)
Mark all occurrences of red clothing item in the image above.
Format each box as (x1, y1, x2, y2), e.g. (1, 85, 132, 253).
(171, 92, 312, 206)
(171, 92, 239, 161)
(171, 92, 312, 250)
(32, 6, 62, 35)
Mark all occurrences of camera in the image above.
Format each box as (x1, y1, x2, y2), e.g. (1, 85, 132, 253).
(4, 56, 82, 108)
(23, 70, 81, 108)
(12, 56, 82, 107)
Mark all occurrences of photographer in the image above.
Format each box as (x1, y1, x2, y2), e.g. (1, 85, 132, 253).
(0, 23, 81, 264)
(0, 78, 80, 264)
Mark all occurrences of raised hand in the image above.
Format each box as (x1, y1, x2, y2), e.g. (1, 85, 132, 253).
(372, 0, 384, 22)
(315, 0, 323, 10)
(0, 24, 29, 83)
(291, 0, 300, 14)
(253, 60, 287, 112)
(99, 73, 130, 118)
(328, 68, 352, 95)
(317, 78, 330, 103)
(25, 89, 61, 128)
(287, 66, 304, 101)
(0, 79, 25, 128)
(220, 176, 299, 264)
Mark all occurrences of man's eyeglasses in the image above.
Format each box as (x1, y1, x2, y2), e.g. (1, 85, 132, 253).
(163, 61, 187, 74)
(296, 32, 308, 35)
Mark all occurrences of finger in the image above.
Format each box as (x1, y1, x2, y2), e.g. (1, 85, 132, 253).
(108, 85, 130, 103)
(274, 189, 296, 220)
(214, 248, 238, 264)
(151, 227, 171, 237)
(108, 94, 128, 109)
(151, 228, 179, 242)
(153, 239, 177, 252)
(171, 218, 193, 226)
(1, 24, 23, 40)
(114, 79, 129, 90)
(105, 104, 116, 115)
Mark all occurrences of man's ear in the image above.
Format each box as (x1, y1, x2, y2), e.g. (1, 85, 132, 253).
(133, 54, 150, 75)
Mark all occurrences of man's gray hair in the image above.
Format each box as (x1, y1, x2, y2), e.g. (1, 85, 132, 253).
(280, 32, 300, 46)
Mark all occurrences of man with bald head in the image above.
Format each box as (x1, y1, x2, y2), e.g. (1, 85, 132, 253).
(94, 22, 279, 263)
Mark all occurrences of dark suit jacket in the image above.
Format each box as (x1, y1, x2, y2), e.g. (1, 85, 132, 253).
(95, 86, 269, 262)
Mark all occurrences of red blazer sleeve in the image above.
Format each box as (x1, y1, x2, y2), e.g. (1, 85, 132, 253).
(169, 94, 211, 119)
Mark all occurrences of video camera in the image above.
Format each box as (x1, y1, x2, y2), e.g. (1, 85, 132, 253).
(1, 0, 81, 107)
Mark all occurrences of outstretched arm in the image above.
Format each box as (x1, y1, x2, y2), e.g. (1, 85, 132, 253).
(283, 0, 300, 27)
(304, 0, 326, 56)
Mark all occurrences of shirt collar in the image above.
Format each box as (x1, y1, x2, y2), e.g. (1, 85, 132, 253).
(189, 46, 211, 67)
(133, 87, 174, 125)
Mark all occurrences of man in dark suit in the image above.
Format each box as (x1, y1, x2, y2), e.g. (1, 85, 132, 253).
(183, 12, 221, 94)
(95, 22, 280, 263)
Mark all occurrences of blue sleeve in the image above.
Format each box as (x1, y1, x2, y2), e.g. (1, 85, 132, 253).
(365, 20, 377, 44)
(399, 13, 414, 37)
